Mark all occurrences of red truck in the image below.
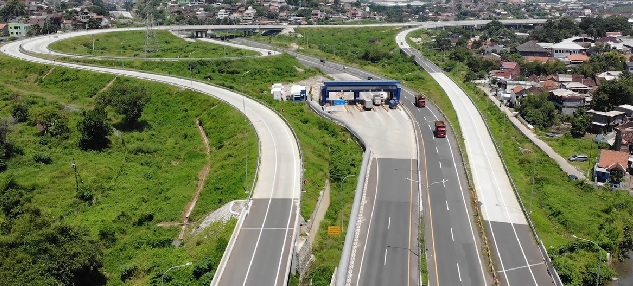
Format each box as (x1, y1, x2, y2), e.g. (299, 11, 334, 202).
(434, 121, 446, 138)
(415, 96, 426, 107)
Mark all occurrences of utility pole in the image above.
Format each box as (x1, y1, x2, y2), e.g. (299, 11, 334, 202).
(72, 159, 79, 193)
(530, 151, 536, 215)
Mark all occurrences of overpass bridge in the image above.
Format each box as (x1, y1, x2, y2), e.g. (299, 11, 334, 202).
(162, 19, 547, 38)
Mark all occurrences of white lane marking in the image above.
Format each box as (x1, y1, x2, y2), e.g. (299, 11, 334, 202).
(388, 216, 391, 230)
(384, 248, 388, 265)
(439, 161, 441, 168)
(451, 227, 454, 241)
(427, 100, 488, 284)
(435, 146, 439, 153)
(498, 262, 545, 273)
(457, 263, 462, 281)
(241, 227, 293, 230)
(446, 201, 449, 210)
(440, 74, 537, 285)
(356, 160, 380, 286)
(274, 106, 300, 286)
(243, 103, 280, 286)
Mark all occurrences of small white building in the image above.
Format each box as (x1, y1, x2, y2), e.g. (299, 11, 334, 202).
(550, 42, 585, 58)
(271, 83, 283, 101)
(216, 9, 230, 19)
(242, 6, 256, 22)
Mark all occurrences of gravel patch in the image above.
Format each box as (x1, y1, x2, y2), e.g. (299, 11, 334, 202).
(192, 200, 246, 235)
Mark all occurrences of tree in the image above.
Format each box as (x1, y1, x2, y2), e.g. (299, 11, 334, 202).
(30, 106, 70, 138)
(86, 18, 100, 29)
(78, 107, 111, 150)
(11, 103, 29, 123)
(570, 110, 590, 138)
(609, 168, 624, 185)
(0, 0, 27, 22)
(591, 75, 633, 112)
(97, 83, 149, 128)
(517, 92, 557, 129)
(530, 17, 582, 43)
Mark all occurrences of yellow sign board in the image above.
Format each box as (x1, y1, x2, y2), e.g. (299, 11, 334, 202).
(328, 226, 341, 236)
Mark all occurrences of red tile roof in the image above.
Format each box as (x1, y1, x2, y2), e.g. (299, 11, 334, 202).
(567, 54, 590, 62)
(597, 150, 629, 171)
(526, 56, 553, 63)
(501, 61, 518, 70)
(512, 86, 524, 93)
(540, 80, 559, 90)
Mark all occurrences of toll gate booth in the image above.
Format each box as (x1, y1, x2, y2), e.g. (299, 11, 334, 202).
(320, 80, 401, 106)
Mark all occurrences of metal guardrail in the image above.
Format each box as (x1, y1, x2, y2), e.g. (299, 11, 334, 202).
(399, 44, 500, 285)
(306, 101, 371, 286)
(448, 76, 564, 286)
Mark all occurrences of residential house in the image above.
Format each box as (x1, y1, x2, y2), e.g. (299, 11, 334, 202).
(596, 71, 623, 84)
(216, 9, 230, 19)
(549, 42, 586, 59)
(549, 88, 585, 115)
(515, 41, 550, 57)
(562, 82, 591, 94)
(566, 54, 589, 64)
(539, 79, 559, 91)
(615, 104, 633, 118)
(0, 23, 7, 37)
(626, 62, 633, 73)
(500, 61, 520, 80)
(242, 6, 256, 22)
(509, 85, 527, 107)
(557, 74, 573, 83)
(588, 109, 627, 133)
(7, 22, 31, 37)
(483, 44, 508, 54)
(593, 149, 629, 185)
(613, 121, 633, 154)
(311, 10, 324, 20)
(525, 56, 554, 63)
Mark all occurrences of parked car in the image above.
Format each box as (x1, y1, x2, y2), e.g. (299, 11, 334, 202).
(545, 132, 562, 138)
(568, 174, 579, 181)
(568, 154, 588, 162)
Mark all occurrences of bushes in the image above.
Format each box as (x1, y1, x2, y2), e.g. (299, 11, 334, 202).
(32, 152, 52, 164)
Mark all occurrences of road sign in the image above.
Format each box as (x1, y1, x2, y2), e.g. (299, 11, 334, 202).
(328, 226, 341, 236)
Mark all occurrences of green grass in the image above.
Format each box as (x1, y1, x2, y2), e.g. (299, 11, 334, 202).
(49, 30, 259, 58)
(541, 133, 607, 176)
(0, 55, 256, 285)
(47, 38, 367, 285)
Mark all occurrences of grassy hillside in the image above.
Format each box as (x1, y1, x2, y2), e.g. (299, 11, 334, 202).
(49, 30, 258, 58)
(0, 55, 254, 285)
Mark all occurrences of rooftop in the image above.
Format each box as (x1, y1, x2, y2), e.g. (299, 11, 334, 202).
(597, 149, 629, 171)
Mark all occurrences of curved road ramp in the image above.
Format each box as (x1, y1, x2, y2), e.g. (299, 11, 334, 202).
(1, 31, 302, 286)
(397, 28, 557, 286)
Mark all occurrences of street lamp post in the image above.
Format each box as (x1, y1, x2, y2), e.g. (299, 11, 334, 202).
(161, 262, 192, 286)
(340, 174, 356, 230)
(120, 41, 124, 68)
(572, 235, 606, 286)
(241, 70, 251, 204)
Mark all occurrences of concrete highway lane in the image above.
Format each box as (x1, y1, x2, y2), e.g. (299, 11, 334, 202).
(405, 97, 488, 286)
(357, 158, 419, 286)
(219, 199, 297, 286)
(397, 28, 554, 286)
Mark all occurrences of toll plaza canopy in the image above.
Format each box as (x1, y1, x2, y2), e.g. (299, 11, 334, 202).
(320, 80, 401, 105)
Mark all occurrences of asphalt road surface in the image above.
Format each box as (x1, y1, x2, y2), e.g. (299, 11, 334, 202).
(2, 32, 302, 286)
(255, 39, 488, 286)
(398, 28, 554, 286)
